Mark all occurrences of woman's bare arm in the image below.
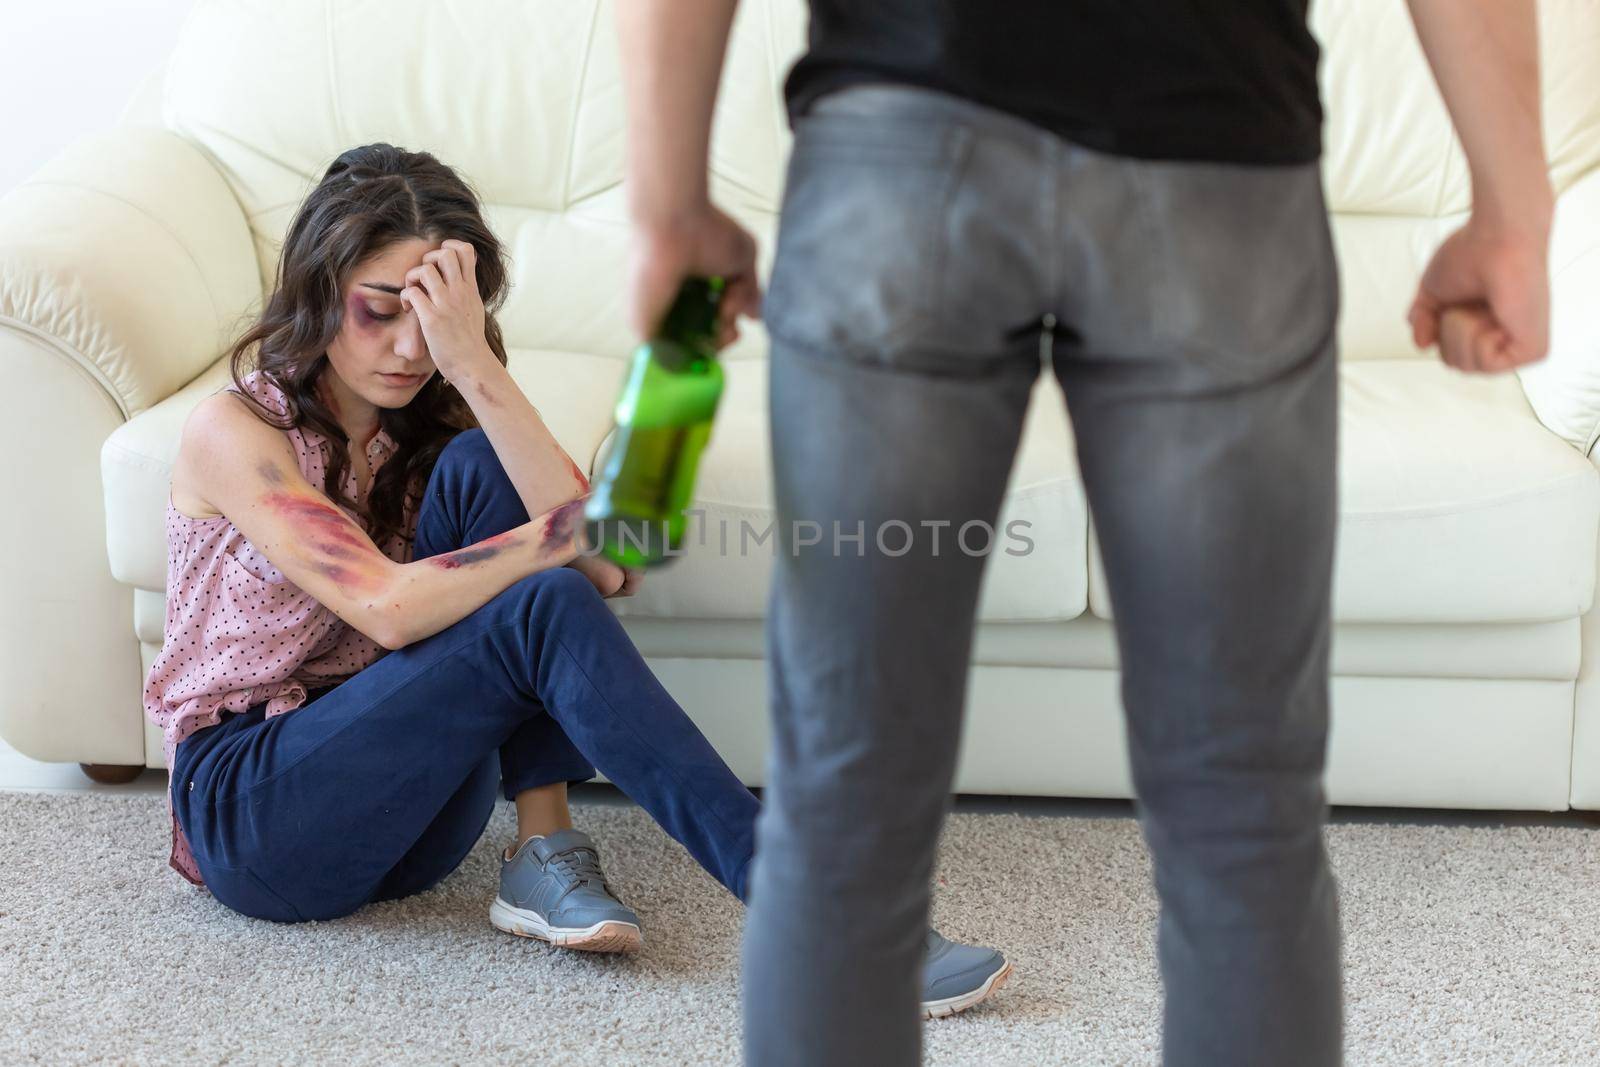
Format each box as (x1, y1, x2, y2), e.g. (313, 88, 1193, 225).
(402, 239, 632, 597)
(404, 240, 590, 520)
(184, 391, 583, 650)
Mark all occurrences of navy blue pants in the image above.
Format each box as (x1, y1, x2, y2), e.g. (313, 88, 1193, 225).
(171, 428, 759, 922)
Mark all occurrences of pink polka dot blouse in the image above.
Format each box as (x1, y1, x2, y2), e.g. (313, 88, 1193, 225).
(143, 368, 415, 891)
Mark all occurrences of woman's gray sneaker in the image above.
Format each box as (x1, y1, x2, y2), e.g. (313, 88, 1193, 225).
(490, 828, 642, 953)
(921, 929, 1012, 1019)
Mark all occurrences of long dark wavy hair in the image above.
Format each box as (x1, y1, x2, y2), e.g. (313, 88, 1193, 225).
(225, 142, 512, 551)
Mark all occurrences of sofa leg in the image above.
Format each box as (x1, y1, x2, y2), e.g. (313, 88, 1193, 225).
(78, 763, 145, 785)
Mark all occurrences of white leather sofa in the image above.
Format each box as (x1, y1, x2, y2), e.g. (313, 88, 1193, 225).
(4, 1, 1600, 810)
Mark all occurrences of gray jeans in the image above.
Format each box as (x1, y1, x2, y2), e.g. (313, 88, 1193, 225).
(743, 84, 1342, 1066)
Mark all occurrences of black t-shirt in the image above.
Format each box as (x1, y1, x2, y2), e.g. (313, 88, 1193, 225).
(784, 1, 1323, 165)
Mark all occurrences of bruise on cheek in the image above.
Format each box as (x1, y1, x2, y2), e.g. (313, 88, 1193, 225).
(260, 490, 388, 593)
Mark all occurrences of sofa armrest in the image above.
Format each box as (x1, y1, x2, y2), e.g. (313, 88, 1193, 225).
(0, 125, 261, 418)
(0, 127, 259, 766)
(1516, 165, 1600, 457)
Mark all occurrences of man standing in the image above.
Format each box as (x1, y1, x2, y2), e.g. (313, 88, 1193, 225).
(617, 3, 1552, 1064)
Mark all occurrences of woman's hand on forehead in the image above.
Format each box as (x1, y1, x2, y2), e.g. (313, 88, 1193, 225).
(400, 239, 496, 383)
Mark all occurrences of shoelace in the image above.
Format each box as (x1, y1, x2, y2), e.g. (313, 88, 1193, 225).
(544, 845, 613, 904)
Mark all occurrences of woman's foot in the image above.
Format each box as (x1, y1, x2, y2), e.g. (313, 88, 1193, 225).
(490, 829, 642, 953)
(920, 929, 1012, 1019)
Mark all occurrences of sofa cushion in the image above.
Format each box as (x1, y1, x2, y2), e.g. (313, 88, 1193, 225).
(1088, 359, 1600, 623)
(131, 581, 1580, 683)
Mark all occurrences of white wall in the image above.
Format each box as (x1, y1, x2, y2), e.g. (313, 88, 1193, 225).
(0, 1, 194, 195)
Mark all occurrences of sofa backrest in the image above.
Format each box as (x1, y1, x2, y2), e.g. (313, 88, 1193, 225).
(161, 0, 1600, 368)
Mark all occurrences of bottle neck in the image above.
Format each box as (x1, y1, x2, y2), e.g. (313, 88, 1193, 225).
(657, 276, 725, 355)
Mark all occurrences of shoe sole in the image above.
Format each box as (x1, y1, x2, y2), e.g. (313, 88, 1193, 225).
(921, 959, 1013, 1020)
(490, 896, 642, 953)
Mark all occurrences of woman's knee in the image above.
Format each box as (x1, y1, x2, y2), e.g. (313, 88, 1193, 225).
(491, 566, 611, 635)
(517, 565, 604, 608)
(416, 429, 527, 557)
(424, 428, 501, 505)
(438, 426, 491, 467)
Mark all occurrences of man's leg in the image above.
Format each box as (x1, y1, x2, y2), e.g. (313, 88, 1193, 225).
(744, 84, 1056, 1066)
(1052, 152, 1344, 1065)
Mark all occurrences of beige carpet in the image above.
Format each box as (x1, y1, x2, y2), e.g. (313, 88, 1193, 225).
(1, 790, 1596, 1066)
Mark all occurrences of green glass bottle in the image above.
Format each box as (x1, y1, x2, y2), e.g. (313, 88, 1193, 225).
(584, 275, 726, 568)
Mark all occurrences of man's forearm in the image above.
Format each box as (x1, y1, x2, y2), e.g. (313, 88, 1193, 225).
(1406, 0, 1552, 229)
(616, 0, 740, 225)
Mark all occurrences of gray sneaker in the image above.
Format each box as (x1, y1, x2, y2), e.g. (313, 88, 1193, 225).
(489, 828, 642, 953)
(921, 929, 1012, 1019)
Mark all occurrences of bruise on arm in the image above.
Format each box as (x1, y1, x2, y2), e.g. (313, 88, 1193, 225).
(474, 379, 503, 409)
(252, 459, 389, 595)
(249, 452, 587, 587)
(541, 498, 585, 545)
(424, 497, 587, 570)
(562, 451, 590, 493)
(427, 527, 522, 570)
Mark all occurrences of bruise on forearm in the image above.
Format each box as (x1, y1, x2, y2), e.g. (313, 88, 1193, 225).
(427, 527, 522, 570)
(473, 379, 503, 409)
(423, 498, 587, 571)
(542, 497, 584, 546)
